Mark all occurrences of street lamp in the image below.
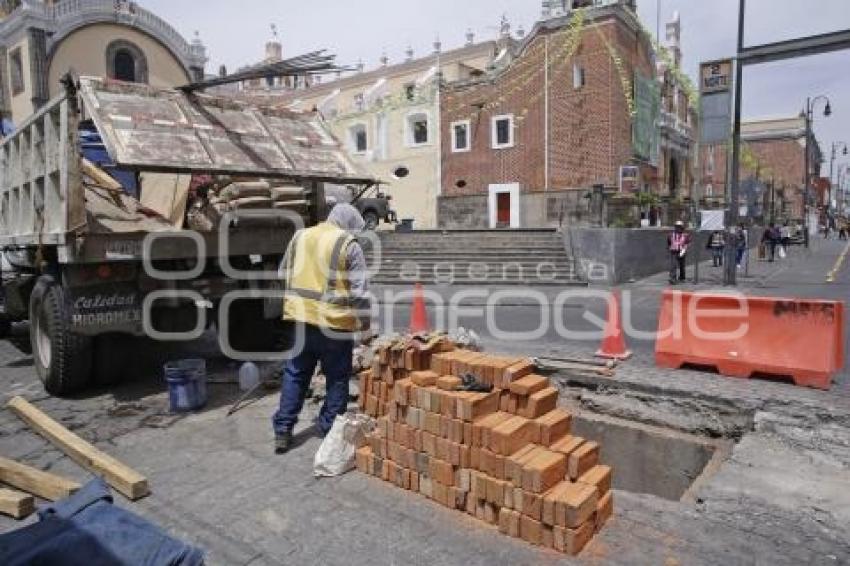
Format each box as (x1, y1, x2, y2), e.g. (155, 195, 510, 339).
(803, 95, 831, 248)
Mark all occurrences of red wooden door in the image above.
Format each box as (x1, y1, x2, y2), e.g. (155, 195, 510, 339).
(497, 193, 511, 225)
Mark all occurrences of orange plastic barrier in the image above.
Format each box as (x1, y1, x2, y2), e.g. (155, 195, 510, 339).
(655, 290, 845, 390)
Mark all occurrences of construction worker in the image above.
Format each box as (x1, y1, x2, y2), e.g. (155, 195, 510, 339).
(272, 203, 371, 454)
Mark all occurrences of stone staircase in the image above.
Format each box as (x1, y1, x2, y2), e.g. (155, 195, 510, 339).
(363, 229, 585, 286)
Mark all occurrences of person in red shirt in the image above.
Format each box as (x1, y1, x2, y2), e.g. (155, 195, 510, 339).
(667, 221, 691, 284)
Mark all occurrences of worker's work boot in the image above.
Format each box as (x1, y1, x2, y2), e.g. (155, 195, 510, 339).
(274, 432, 293, 454)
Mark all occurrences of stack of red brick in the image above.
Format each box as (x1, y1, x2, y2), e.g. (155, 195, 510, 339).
(355, 346, 614, 556)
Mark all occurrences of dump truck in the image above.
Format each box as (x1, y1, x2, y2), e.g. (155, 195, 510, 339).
(0, 76, 375, 396)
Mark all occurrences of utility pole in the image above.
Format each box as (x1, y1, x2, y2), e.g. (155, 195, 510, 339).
(829, 141, 848, 215)
(804, 98, 810, 248)
(803, 96, 832, 247)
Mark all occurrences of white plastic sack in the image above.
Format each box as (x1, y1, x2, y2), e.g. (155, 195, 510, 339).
(313, 412, 373, 477)
(779, 246, 787, 259)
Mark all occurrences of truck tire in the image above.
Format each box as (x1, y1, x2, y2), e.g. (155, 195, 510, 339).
(29, 276, 93, 396)
(363, 210, 379, 230)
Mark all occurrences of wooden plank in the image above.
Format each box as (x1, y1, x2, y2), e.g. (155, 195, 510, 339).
(0, 488, 35, 519)
(0, 456, 80, 501)
(7, 397, 150, 500)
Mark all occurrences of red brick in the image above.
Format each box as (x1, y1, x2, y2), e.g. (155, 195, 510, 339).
(553, 521, 595, 556)
(534, 408, 572, 446)
(501, 360, 535, 387)
(578, 464, 612, 497)
(568, 441, 600, 480)
(509, 373, 550, 395)
(472, 411, 512, 447)
(489, 415, 538, 456)
(595, 490, 613, 532)
(520, 515, 543, 545)
(437, 375, 462, 391)
(556, 483, 598, 529)
(522, 449, 568, 493)
(520, 387, 558, 419)
(521, 490, 544, 521)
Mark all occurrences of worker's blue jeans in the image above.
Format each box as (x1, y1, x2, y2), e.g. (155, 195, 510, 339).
(272, 323, 353, 437)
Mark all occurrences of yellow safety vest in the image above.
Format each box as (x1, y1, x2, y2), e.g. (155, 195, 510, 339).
(282, 222, 359, 331)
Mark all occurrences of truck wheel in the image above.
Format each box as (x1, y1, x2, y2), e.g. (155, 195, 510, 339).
(29, 276, 93, 396)
(363, 210, 379, 230)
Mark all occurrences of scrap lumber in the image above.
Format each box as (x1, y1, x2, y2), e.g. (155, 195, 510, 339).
(0, 456, 80, 501)
(7, 397, 150, 500)
(80, 157, 124, 192)
(0, 488, 35, 519)
(356, 340, 615, 556)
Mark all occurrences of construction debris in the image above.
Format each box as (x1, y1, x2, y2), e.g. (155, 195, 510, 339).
(355, 341, 614, 556)
(0, 488, 35, 519)
(7, 397, 149, 500)
(0, 456, 80, 501)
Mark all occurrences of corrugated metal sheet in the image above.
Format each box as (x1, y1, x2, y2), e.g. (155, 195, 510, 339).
(78, 78, 372, 183)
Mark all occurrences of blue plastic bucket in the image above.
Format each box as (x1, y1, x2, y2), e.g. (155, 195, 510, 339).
(164, 359, 207, 412)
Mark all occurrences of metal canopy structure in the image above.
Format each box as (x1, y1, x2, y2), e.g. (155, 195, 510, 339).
(179, 50, 350, 93)
(725, 0, 850, 285)
(78, 77, 374, 184)
(738, 28, 850, 66)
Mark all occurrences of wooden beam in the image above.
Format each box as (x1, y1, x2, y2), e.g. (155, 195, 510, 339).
(7, 397, 150, 500)
(0, 487, 35, 519)
(80, 157, 124, 191)
(0, 456, 80, 501)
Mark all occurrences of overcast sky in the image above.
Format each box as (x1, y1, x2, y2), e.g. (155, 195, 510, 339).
(146, 0, 850, 178)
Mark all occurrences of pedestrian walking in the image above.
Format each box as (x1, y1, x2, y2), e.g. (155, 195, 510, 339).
(272, 203, 371, 454)
(667, 220, 691, 284)
(735, 224, 748, 269)
(706, 230, 725, 267)
(761, 223, 780, 262)
(779, 222, 791, 258)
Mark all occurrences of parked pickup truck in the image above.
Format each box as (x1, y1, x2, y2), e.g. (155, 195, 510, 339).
(0, 76, 375, 396)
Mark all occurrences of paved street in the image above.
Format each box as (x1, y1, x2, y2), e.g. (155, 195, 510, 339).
(378, 238, 850, 392)
(0, 238, 847, 565)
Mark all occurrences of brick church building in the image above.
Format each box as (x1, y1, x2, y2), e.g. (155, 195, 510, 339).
(438, 0, 695, 229)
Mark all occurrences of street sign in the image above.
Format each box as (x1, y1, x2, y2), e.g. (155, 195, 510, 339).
(699, 59, 734, 146)
(699, 210, 725, 231)
(700, 60, 733, 94)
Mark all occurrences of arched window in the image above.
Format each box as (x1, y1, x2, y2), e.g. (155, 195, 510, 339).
(106, 40, 148, 83)
(113, 49, 136, 82)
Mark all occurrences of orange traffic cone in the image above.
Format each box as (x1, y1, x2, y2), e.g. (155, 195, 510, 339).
(409, 283, 430, 335)
(596, 290, 632, 360)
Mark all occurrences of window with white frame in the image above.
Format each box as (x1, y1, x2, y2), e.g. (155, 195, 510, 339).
(353, 93, 365, 112)
(406, 112, 429, 146)
(349, 123, 368, 153)
(451, 120, 471, 153)
(491, 114, 514, 149)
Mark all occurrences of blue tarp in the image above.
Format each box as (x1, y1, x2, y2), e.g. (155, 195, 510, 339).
(80, 128, 140, 198)
(0, 478, 204, 566)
